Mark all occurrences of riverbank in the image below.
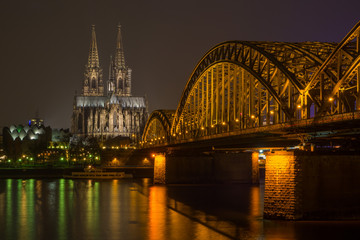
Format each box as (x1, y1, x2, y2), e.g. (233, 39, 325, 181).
(0, 166, 154, 179)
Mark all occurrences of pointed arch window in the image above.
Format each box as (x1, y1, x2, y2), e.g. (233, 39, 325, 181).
(118, 78, 123, 90)
(91, 78, 97, 89)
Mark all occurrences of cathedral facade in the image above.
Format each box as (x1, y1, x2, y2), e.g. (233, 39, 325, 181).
(71, 25, 148, 140)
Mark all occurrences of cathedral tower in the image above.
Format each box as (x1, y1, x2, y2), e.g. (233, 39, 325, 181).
(72, 25, 148, 140)
(108, 24, 132, 96)
(83, 25, 104, 96)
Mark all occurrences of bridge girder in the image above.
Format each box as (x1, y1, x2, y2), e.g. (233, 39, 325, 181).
(304, 21, 360, 117)
(142, 20, 360, 147)
(171, 41, 336, 138)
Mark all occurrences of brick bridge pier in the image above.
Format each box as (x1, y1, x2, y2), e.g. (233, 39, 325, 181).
(152, 149, 360, 220)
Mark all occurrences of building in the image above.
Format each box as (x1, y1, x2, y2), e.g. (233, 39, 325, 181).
(71, 25, 148, 140)
(2, 117, 74, 166)
(2, 117, 51, 163)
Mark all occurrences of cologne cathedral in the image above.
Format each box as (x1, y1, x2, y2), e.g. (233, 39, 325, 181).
(71, 25, 148, 140)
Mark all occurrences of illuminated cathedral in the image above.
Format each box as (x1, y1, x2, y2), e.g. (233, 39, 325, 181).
(71, 25, 148, 140)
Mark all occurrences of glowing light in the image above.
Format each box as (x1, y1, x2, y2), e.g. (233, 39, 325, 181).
(201, 127, 205, 130)
(235, 118, 239, 122)
(211, 125, 214, 128)
(329, 97, 334, 102)
(251, 115, 255, 119)
(152, 154, 156, 158)
(154, 154, 166, 184)
(172, 134, 176, 137)
(270, 110, 274, 115)
(297, 104, 301, 109)
(222, 122, 226, 125)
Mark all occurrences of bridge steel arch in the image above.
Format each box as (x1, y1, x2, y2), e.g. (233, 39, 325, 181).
(304, 21, 360, 117)
(170, 41, 336, 139)
(142, 20, 360, 145)
(142, 110, 175, 145)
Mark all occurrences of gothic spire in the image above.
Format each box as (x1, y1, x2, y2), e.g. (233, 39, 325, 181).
(114, 24, 125, 68)
(87, 25, 100, 68)
(109, 55, 114, 80)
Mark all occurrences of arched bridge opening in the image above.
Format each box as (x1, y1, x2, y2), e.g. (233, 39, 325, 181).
(141, 110, 175, 146)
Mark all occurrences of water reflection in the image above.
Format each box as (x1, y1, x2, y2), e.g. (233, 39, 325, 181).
(0, 179, 359, 240)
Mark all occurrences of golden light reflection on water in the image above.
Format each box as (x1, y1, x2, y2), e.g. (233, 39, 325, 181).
(1, 178, 356, 240)
(110, 179, 120, 236)
(86, 180, 100, 237)
(148, 186, 167, 240)
(148, 185, 240, 240)
(249, 185, 263, 236)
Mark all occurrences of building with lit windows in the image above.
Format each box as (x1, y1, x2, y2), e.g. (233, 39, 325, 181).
(2, 117, 71, 166)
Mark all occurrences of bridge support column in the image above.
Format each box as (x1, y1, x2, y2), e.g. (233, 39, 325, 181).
(154, 153, 166, 184)
(264, 150, 360, 220)
(153, 151, 259, 184)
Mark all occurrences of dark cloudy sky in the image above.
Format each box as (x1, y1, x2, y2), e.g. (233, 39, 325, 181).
(0, 0, 359, 129)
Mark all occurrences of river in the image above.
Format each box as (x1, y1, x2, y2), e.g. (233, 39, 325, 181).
(0, 178, 359, 240)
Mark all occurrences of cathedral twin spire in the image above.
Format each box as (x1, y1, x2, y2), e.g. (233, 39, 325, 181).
(83, 24, 131, 97)
(87, 25, 100, 68)
(115, 24, 126, 68)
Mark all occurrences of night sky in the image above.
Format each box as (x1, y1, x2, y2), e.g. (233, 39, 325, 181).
(0, 0, 359, 129)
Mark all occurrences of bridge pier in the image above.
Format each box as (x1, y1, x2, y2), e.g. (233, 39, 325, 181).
(264, 150, 360, 220)
(153, 151, 259, 184)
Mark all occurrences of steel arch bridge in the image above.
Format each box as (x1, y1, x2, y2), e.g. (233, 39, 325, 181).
(142, 110, 175, 145)
(142, 21, 360, 147)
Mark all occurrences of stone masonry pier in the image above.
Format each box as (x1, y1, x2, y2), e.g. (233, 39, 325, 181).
(264, 150, 360, 220)
(153, 150, 259, 184)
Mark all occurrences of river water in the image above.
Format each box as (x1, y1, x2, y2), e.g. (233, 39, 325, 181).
(0, 178, 359, 240)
